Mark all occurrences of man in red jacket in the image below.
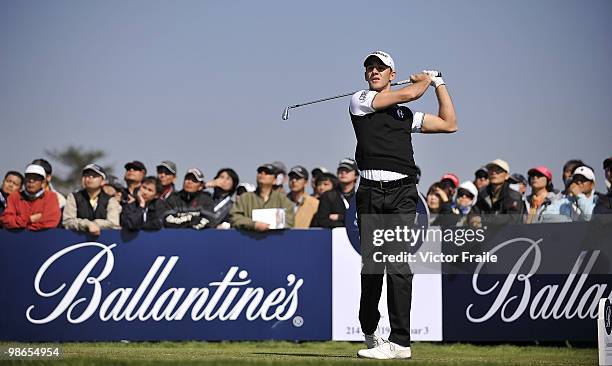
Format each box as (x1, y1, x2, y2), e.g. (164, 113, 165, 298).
(0, 164, 60, 230)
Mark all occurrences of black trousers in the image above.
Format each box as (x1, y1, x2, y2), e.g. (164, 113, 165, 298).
(356, 183, 417, 347)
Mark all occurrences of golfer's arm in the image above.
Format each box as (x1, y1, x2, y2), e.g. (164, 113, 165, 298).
(372, 79, 429, 110)
(421, 85, 457, 133)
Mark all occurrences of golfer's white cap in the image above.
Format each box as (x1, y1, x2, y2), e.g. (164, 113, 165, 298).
(572, 166, 595, 182)
(25, 164, 46, 178)
(363, 50, 395, 71)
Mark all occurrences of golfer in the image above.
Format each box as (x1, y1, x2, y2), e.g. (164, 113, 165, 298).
(350, 51, 457, 359)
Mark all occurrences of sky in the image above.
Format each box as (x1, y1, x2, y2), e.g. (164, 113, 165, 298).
(1, 0, 611, 192)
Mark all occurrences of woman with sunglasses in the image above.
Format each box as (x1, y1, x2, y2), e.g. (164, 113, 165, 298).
(525, 166, 557, 224)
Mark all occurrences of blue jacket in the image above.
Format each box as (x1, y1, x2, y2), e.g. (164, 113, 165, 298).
(541, 192, 597, 222)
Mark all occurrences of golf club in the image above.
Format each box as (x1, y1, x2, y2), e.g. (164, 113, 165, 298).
(282, 73, 441, 120)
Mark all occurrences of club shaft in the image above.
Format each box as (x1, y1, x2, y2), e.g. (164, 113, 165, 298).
(288, 79, 411, 109)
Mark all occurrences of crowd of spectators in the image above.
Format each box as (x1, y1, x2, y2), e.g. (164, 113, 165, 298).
(1, 156, 611, 233)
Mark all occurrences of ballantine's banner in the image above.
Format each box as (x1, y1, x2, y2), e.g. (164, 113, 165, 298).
(442, 221, 612, 341)
(0, 229, 332, 341)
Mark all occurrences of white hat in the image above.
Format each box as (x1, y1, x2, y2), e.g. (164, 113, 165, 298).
(25, 164, 46, 178)
(572, 166, 595, 182)
(486, 159, 510, 174)
(363, 51, 395, 71)
(457, 181, 478, 207)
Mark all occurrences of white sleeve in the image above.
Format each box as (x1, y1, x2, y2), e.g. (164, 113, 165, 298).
(349, 90, 378, 116)
(411, 112, 425, 133)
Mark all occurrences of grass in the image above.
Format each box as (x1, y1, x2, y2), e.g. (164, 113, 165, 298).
(0, 341, 598, 366)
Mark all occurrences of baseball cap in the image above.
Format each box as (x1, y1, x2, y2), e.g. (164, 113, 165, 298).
(486, 159, 510, 174)
(440, 173, 459, 188)
(124, 160, 147, 172)
(24, 164, 46, 178)
(311, 166, 329, 177)
(363, 50, 395, 71)
(337, 158, 358, 171)
(572, 166, 595, 182)
(289, 165, 309, 179)
(603, 157, 612, 170)
(271, 161, 287, 175)
(475, 166, 488, 176)
(156, 161, 177, 175)
(508, 173, 528, 185)
(82, 163, 107, 180)
(527, 166, 553, 181)
(236, 182, 256, 193)
(257, 163, 277, 175)
(185, 168, 205, 182)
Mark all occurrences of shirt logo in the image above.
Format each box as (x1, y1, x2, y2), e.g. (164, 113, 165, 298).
(358, 91, 368, 102)
(397, 109, 404, 119)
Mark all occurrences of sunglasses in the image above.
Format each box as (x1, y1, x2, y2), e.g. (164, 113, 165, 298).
(457, 190, 474, 199)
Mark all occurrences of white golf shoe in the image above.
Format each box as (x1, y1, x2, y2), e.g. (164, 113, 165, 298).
(364, 333, 383, 349)
(357, 340, 412, 359)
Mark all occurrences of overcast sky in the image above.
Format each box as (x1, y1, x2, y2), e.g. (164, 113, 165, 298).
(1, 0, 611, 192)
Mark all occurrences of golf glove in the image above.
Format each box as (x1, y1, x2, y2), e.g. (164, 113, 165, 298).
(423, 70, 445, 88)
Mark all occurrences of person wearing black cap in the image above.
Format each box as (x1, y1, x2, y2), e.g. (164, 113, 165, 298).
(350, 51, 457, 359)
(120, 160, 147, 206)
(287, 165, 319, 228)
(156, 161, 177, 201)
(312, 158, 358, 228)
(164, 168, 215, 229)
(594, 157, 612, 215)
(63, 164, 121, 235)
(473, 166, 489, 191)
(310, 166, 329, 198)
(230, 163, 294, 231)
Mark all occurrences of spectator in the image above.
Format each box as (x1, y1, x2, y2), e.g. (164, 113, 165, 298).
(311, 158, 358, 228)
(164, 168, 215, 229)
(120, 160, 146, 206)
(471, 159, 525, 225)
(63, 164, 121, 235)
(508, 173, 528, 197)
(156, 161, 177, 201)
(287, 165, 319, 228)
(230, 163, 294, 231)
(559, 159, 585, 197)
(101, 175, 124, 202)
(236, 182, 256, 197)
(426, 182, 452, 226)
(524, 166, 556, 224)
(31, 158, 66, 210)
(310, 167, 329, 198)
(474, 166, 489, 191)
(543, 165, 597, 222)
(206, 168, 240, 228)
(314, 172, 339, 198)
(0, 171, 24, 216)
(0, 164, 60, 230)
(439, 173, 459, 199)
(120, 176, 167, 231)
(271, 161, 288, 192)
(451, 181, 479, 227)
(594, 157, 612, 215)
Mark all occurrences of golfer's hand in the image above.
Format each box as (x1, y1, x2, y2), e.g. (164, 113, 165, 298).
(410, 72, 431, 84)
(423, 70, 445, 88)
(254, 221, 270, 232)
